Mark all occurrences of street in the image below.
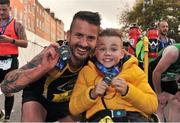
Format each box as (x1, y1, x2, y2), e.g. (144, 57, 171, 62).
(0, 90, 21, 122)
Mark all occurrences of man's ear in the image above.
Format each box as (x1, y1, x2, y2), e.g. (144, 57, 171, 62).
(66, 30, 70, 42)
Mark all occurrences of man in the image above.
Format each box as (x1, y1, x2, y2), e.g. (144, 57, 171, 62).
(1, 11, 101, 122)
(0, 0, 28, 121)
(158, 20, 175, 51)
(148, 20, 175, 90)
(152, 44, 180, 122)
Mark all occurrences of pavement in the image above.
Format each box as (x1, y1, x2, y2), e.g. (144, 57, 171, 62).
(0, 89, 21, 122)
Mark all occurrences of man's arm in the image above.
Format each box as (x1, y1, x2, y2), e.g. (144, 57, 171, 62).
(14, 21, 28, 48)
(0, 44, 59, 94)
(153, 46, 178, 94)
(0, 21, 28, 48)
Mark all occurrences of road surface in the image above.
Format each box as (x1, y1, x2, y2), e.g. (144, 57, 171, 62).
(0, 90, 21, 122)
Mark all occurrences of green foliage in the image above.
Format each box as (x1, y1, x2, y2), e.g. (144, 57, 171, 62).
(119, 0, 180, 41)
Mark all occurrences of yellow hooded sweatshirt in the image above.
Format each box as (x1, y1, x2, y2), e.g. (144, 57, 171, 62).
(69, 55, 158, 119)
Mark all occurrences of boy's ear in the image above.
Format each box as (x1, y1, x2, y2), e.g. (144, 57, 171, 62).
(120, 49, 125, 59)
(122, 49, 131, 56)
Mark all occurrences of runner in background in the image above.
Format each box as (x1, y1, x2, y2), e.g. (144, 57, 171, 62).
(0, 0, 28, 121)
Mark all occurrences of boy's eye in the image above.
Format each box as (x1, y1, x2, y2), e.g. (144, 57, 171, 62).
(111, 48, 118, 52)
(98, 47, 106, 52)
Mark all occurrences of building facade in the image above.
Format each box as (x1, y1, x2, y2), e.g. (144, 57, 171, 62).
(10, 0, 65, 42)
(10, 0, 65, 66)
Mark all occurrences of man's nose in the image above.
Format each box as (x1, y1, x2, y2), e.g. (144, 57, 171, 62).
(80, 37, 88, 47)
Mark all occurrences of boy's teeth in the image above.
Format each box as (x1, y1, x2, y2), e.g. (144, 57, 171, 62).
(104, 59, 111, 62)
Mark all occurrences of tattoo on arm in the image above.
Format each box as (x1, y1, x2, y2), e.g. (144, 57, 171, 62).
(15, 22, 27, 40)
(21, 53, 44, 69)
(1, 70, 26, 94)
(0, 46, 53, 94)
(21, 45, 52, 69)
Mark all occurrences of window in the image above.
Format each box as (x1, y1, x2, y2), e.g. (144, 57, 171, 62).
(36, 18, 39, 27)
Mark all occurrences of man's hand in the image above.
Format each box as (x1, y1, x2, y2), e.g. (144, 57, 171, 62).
(90, 81, 108, 99)
(38, 43, 60, 73)
(111, 77, 128, 96)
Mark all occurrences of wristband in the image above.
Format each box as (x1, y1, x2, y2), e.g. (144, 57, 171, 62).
(121, 86, 129, 96)
(12, 39, 16, 44)
(89, 89, 96, 100)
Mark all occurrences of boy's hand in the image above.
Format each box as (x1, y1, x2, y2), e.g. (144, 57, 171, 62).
(111, 77, 128, 96)
(90, 81, 108, 99)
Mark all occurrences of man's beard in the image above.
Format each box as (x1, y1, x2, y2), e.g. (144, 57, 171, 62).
(160, 31, 168, 36)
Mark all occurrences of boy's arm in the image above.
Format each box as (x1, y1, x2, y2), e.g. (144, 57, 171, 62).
(0, 44, 59, 94)
(69, 68, 98, 116)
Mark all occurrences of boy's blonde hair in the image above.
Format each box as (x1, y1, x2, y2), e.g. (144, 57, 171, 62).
(98, 28, 123, 46)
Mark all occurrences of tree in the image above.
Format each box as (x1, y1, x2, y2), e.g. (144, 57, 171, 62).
(119, 0, 180, 41)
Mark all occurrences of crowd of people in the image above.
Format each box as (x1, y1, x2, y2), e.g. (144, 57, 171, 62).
(0, 0, 179, 122)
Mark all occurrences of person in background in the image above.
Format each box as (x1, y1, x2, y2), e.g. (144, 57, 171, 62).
(0, 0, 28, 121)
(158, 20, 175, 51)
(152, 44, 180, 122)
(148, 20, 175, 91)
(1, 11, 101, 122)
(70, 28, 158, 122)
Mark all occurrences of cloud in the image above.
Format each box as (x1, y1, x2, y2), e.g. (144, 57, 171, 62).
(38, 0, 135, 31)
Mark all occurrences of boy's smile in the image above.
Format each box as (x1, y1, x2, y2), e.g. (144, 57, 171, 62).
(95, 36, 124, 68)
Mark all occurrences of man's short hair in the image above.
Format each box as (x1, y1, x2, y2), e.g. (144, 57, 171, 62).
(0, 0, 10, 5)
(70, 11, 101, 31)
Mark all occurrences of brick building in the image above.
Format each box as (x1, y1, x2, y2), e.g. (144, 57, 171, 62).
(9, 0, 65, 66)
(10, 0, 65, 42)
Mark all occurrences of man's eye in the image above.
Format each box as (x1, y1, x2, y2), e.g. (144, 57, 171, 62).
(75, 33, 83, 38)
(87, 36, 96, 41)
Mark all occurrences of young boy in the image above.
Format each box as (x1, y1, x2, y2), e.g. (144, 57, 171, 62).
(69, 28, 158, 122)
